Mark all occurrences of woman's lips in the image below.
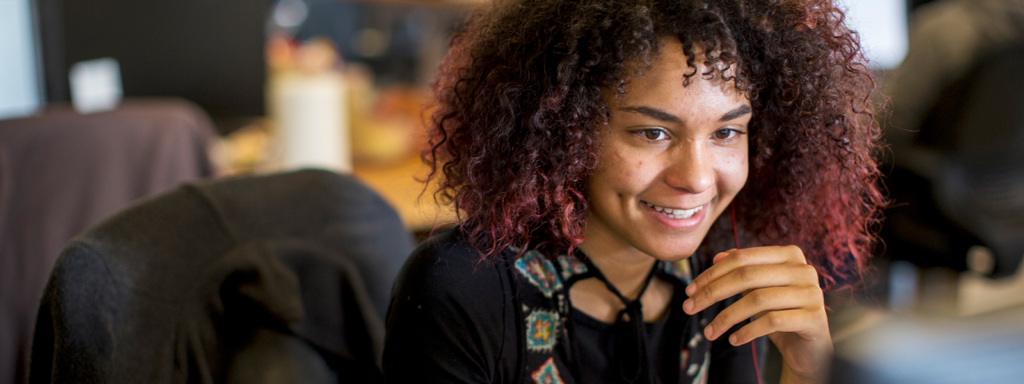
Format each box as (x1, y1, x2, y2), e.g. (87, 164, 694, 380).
(641, 200, 708, 229)
(643, 201, 703, 219)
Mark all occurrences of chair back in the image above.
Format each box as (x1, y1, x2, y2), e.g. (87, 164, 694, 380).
(29, 170, 411, 383)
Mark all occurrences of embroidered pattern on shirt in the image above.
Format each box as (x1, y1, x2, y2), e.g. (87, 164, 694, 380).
(680, 348, 690, 372)
(556, 253, 588, 280)
(531, 357, 564, 384)
(515, 250, 563, 298)
(687, 332, 704, 349)
(525, 309, 560, 352)
(688, 350, 710, 384)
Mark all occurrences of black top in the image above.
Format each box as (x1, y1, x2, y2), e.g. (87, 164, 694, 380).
(571, 294, 686, 384)
(384, 228, 763, 384)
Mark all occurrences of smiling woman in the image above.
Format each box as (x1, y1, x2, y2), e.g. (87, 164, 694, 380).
(383, 0, 884, 383)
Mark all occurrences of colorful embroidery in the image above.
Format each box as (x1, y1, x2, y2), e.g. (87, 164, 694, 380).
(526, 309, 560, 352)
(513, 247, 710, 383)
(687, 332, 704, 349)
(515, 251, 563, 297)
(690, 350, 710, 384)
(531, 357, 564, 384)
(663, 259, 693, 283)
(556, 254, 588, 280)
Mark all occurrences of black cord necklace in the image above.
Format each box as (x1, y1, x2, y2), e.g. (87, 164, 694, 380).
(576, 253, 660, 384)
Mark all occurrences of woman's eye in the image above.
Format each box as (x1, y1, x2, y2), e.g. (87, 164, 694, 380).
(639, 129, 668, 141)
(713, 128, 740, 140)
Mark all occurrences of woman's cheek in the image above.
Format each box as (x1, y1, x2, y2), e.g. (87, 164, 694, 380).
(717, 150, 749, 192)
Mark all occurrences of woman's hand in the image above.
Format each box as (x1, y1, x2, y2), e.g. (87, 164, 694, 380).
(682, 245, 832, 384)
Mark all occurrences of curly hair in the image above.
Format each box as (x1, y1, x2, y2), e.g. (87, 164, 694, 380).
(425, 0, 885, 290)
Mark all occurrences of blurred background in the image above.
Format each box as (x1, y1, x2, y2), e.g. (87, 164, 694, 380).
(1, 0, 1022, 383)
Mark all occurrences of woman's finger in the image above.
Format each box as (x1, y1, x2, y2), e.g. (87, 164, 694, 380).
(727, 308, 828, 346)
(702, 285, 824, 341)
(686, 245, 806, 297)
(683, 262, 819, 315)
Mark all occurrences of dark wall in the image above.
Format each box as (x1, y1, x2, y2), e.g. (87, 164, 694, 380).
(39, 0, 270, 122)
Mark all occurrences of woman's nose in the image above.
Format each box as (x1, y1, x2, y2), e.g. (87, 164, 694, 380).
(663, 143, 714, 194)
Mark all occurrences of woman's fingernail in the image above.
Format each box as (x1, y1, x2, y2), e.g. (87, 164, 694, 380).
(704, 325, 715, 339)
(683, 299, 693, 313)
(685, 284, 695, 296)
(729, 334, 738, 345)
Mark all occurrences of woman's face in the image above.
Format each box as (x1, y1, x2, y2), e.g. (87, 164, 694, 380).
(584, 38, 751, 262)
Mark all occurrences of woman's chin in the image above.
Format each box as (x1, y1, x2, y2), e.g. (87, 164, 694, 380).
(639, 240, 702, 262)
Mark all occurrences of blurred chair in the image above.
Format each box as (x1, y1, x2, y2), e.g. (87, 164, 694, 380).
(28, 169, 412, 384)
(0, 98, 215, 384)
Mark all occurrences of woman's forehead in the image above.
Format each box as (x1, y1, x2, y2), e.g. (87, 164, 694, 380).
(610, 37, 748, 103)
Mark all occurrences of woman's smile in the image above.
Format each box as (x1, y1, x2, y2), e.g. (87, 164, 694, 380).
(641, 200, 708, 228)
(642, 200, 705, 219)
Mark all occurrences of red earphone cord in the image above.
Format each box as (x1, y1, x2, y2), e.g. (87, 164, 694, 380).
(730, 204, 764, 384)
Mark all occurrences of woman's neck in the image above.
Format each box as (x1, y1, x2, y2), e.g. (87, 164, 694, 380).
(573, 236, 674, 324)
(577, 239, 658, 300)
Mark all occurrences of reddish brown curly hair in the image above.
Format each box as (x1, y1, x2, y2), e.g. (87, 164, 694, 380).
(424, 0, 885, 290)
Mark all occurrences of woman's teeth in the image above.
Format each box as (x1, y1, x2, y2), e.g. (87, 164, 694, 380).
(645, 202, 702, 219)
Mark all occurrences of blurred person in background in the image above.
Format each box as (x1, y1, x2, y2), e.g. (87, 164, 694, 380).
(880, 0, 1024, 287)
(383, 0, 886, 383)
(886, 0, 1024, 144)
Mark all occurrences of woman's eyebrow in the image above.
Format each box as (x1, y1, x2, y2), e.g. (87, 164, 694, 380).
(718, 105, 751, 122)
(619, 106, 683, 124)
(619, 104, 751, 124)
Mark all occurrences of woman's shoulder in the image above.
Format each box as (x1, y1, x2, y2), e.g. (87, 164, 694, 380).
(384, 227, 520, 383)
(400, 227, 510, 280)
(390, 227, 514, 314)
